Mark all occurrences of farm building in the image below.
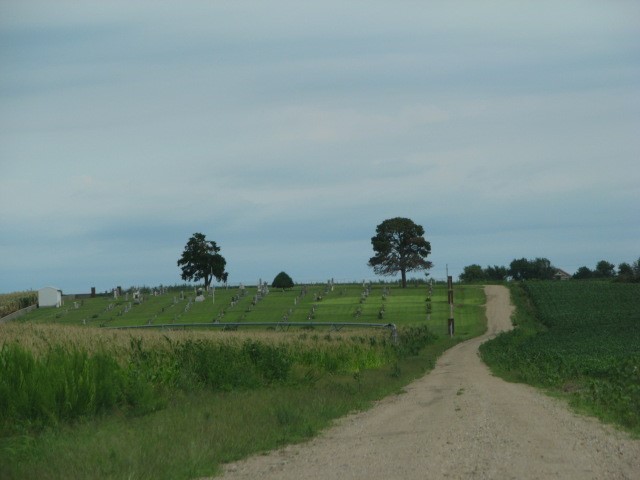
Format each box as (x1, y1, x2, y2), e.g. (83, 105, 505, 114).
(554, 269, 572, 281)
(38, 286, 63, 308)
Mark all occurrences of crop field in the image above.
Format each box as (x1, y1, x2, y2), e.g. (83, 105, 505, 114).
(0, 291, 37, 318)
(0, 283, 486, 479)
(480, 281, 640, 433)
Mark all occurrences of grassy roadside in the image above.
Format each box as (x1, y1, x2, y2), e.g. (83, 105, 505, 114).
(1, 286, 486, 479)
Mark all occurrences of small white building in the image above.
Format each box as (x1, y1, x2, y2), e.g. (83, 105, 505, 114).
(38, 286, 63, 308)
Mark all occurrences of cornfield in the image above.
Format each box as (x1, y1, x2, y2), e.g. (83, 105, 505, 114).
(0, 291, 37, 318)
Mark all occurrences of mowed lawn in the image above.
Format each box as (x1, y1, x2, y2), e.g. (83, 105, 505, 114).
(17, 283, 486, 340)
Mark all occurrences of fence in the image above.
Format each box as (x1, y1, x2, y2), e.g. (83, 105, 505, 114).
(0, 304, 38, 324)
(107, 321, 398, 343)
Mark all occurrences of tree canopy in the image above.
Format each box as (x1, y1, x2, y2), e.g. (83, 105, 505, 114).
(459, 256, 640, 283)
(368, 217, 432, 288)
(177, 232, 227, 288)
(272, 271, 294, 289)
(459, 264, 509, 283)
(459, 264, 485, 283)
(508, 257, 556, 281)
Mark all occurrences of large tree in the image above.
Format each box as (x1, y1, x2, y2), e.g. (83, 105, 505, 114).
(573, 266, 593, 280)
(509, 257, 555, 281)
(459, 264, 486, 283)
(368, 217, 432, 288)
(594, 260, 616, 278)
(177, 232, 227, 289)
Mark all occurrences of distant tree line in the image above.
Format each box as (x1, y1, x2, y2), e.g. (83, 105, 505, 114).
(459, 256, 640, 283)
(572, 257, 640, 282)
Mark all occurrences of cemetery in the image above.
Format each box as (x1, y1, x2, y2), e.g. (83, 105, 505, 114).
(17, 281, 479, 338)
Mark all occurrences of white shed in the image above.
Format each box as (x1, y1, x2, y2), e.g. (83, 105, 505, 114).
(38, 286, 63, 308)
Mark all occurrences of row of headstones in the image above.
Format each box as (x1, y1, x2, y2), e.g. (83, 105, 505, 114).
(307, 304, 319, 321)
(359, 283, 372, 304)
(184, 298, 193, 313)
(307, 279, 338, 319)
(215, 285, 248, 322)
(282, 280, 334, 322)
(306, 279, 339, 320)
(113, 287, 165, 300)
(293, 285, 308, 306)
(378, 286, 392, 319)
(355, 282, 372, 318)
(280, 286, 307, 322)
(251, 281, 270, 306)
(282, 307, 294, 322)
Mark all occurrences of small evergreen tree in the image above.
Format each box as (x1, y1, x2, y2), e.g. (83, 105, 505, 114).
(272, 271, 294, 289)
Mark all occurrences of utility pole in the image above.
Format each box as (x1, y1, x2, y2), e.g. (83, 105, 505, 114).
(447, 266, 454, 337)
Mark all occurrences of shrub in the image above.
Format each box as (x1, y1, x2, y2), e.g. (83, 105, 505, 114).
(272, 271, 294, 289)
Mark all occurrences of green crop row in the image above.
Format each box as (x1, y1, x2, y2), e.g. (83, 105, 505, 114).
(480, 281, 640, 433)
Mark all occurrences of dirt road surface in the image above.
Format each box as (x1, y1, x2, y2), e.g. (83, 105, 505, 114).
(217, 285, 640, 479)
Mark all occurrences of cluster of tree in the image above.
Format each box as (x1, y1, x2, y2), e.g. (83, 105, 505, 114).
(460, 256, 640, 283)
(459, 257, 557, 283)
(573, 258, 640, 282)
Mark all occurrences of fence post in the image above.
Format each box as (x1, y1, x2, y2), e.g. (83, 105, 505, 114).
(447, 276, 454, 337)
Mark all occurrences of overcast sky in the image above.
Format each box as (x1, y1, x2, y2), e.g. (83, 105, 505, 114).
(1, 1, 638, 293)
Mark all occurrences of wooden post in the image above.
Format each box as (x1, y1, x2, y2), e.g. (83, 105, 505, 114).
(447, 276, 454, 337)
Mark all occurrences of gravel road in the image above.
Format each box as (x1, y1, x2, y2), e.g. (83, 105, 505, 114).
(217, 285, 640, 479)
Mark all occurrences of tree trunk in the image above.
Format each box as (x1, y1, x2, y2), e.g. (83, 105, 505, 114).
(401, 269, 407, 288)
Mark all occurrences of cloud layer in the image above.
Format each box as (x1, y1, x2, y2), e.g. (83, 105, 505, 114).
(1, 1, 638, 292)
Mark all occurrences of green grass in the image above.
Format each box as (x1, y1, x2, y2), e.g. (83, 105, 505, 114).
(1, 283, 486, 479)
(0, 336, 480, 480)
(16, 283, 483, 336)
(480, 281, 640, 436)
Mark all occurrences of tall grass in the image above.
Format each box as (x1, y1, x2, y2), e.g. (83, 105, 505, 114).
(1, 324, 436, 436)
(0, 335, 454, 480)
